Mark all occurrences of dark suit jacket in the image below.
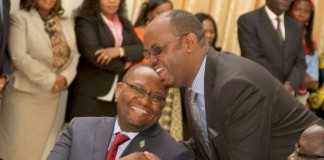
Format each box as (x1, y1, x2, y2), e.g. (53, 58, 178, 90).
(237, 7, 306, 90)
(70, 14, 143, 97)
(185, 48, 319, 160)
(67, 14, 143, 119)
(48, 117, 194, 160)
(0, 0, 10, 75)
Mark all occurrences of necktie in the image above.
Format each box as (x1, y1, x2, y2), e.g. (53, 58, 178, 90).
(106, 132, 129, 160)
(185, 89, 210, 151)
(276, 17, 284, 44)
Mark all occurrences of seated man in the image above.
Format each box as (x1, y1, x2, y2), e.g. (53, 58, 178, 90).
(288, 122, 324, 160)
(48, 65, 194, 160)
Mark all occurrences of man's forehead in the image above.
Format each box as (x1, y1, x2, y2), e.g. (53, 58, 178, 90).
(144, 18, 173, 44)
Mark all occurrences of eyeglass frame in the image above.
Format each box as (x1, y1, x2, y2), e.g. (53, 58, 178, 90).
(143, 32, 191, 58)
(121, 81, 166, 105)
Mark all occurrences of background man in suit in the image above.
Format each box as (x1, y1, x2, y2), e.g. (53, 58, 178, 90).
(48, 64, 194, 160)
(237, 0, 305, 93)
(144, 10, 319, 160)
(288, 122, 324, 160)
(0, 0, 10, 92)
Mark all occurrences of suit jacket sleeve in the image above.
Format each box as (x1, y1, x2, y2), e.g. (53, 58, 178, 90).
(120, 18, 144, 61)
(9, 12, 56, 91)
(286, 28, 306, 90)
(237, 16, 271, 71)
(47, 119, 75, 160)
(218, 79, 269, 160)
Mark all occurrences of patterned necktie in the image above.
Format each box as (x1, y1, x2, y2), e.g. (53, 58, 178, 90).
(185, 89, 210, 151)
(106, 132, 129, 160)
(276, 17, 284, 45)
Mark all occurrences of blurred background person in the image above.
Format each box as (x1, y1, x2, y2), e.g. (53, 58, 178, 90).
(0, 0, 11, 93)
(288, 0, 318, 106)
(195, 12, 221, 51)
(238, 0, 306, 94)
(66, 0, 144, 121)
(0, 0, 10, 158)
(133, 0, 173, 42)
(0, 0, 79, 159)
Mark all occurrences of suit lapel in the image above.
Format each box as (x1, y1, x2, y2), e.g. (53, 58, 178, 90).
(97, 15, 116, 47)
(29, 9, 52, 49)
(205, 48, 216, 131)
(283, 16, 293, 59)
(120, 124, 161, 157)
(93, 118, 115, 160)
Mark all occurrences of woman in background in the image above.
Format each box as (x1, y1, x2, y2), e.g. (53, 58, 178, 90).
(66, 0, 143, 121)
(0, 0, 79, 159)
(195, 12, 221, 51)
(134, 0, 173, 42)
(288, 0, 319, 107)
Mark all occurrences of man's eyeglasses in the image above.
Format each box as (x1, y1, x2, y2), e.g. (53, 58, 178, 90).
(144, 33, 189, 57)
(122, 81, 166, 105)
(293, 143, 324, 159)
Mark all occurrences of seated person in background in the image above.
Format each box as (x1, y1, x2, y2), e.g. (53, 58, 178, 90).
(288, 121, 324, 160)
(195, 13, 221, 51)
(48, 64, 194, 160)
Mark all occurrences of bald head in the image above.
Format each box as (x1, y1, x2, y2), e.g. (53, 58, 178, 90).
(300, 124, 324, 154)
(123, 65, 159, 82)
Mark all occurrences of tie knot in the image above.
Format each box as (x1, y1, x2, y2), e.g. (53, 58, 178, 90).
(114, 132, 129, 146)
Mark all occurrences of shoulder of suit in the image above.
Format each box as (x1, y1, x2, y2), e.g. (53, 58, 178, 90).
(70, 117, 114, 128)
(238, 6, 264, 21)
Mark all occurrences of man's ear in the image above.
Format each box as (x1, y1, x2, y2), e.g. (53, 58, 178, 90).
(183, 33, 198, 53)
(115, 82, 123, 100)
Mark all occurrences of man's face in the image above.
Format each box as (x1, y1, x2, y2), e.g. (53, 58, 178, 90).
(116, 68, 166, 131)
(267, 0, 293, 14)
(144, 18, 187, 87)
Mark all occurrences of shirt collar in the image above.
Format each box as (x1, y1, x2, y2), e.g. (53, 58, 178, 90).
(101, 13, 119, 25)
(114, 118, 139, 140)
(265, 6, 285, 21)
(191, 56, 206, 95)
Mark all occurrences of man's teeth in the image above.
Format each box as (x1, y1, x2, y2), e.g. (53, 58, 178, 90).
(132, 107, 148, 114)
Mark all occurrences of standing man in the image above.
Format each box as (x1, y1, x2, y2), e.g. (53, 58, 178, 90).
(0, 0, 10, 92)
(238, 0, 306, 93)
(144, 10, 319, 160)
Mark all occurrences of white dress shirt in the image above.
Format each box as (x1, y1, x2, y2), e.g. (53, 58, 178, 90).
(265, 6, 286, 40)
(108, 119, 139, 159)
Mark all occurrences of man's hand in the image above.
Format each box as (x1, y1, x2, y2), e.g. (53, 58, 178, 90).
(0, 76, 7, 93)
(121, 152, 160, 160)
